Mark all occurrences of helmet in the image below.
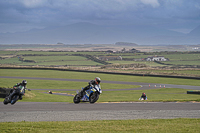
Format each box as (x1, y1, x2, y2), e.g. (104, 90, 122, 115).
(22, 80, 27, 86)
(95, 77, 101, 84)
(142, 93, 146, 96)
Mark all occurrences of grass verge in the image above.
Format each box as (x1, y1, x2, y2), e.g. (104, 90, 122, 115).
(1, 69, 200, 86)
(0, 118, 200, 133)
(1, 87, 200, 103)
(0, 69, 200, 102)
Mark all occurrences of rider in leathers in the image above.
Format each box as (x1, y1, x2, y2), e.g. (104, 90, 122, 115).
(139, 93, 148, 100)
(80, 77, 101, 98)
(8, 80, 27, 101)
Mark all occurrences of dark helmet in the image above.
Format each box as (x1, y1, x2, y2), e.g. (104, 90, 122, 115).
(142, 93, 146, 96)
(95, 77, 101, 84)
(22, 80, 27, 86)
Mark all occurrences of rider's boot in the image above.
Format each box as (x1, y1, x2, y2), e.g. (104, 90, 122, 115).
(19, 96, 22, 100)
(79, 90, 85, 98)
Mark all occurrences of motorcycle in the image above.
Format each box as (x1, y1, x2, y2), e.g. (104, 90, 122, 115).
(73, 85, 102, 104)
(3, 86, 25, 105)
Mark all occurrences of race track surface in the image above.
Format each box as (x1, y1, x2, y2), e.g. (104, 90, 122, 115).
(0, 76, 200, 122)
(1, 102, 200, 122)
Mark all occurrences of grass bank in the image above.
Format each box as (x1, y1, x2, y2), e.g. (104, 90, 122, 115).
(0, 69, 200, 102)
(1, 87, 200, 103)
(1, 69, 200, 86)
(0, 118, 199, 133)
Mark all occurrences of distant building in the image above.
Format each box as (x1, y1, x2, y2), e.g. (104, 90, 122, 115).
(145, 56, 169, 61)
(192, 47, 199, 50)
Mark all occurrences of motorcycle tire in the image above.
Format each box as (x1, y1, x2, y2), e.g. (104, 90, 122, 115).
(11, 95, 19, 105)
(3, 97, 9, 105)
(89, 92, 99, 104)
(73, 94, 80, 104)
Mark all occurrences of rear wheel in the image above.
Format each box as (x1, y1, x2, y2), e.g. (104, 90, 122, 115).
(11, 95, 19, 105)
(89, 92, 99, 104)
(73, 94, 80, 104)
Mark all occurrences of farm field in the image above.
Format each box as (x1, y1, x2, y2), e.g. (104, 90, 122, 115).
(0, 50, 200, 77)
(107, 60, 165, 66)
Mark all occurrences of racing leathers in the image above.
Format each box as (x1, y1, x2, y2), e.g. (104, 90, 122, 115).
(139, 93, 148, 100)
(80, 80, 98, 97)
(8, 83, 26, 101)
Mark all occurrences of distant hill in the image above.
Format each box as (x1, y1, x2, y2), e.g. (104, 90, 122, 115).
(115, 42, 138, 46)
(0, 22, 200, 45)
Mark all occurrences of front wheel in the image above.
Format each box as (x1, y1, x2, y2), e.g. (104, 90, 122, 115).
(73, 94, 81, 104)
(3, 97, 9, 105)
(89, 92, 99, 104)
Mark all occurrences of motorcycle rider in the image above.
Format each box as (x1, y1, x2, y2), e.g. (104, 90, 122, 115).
(8, 80, 27, 101)
(80, 77, 101, 98)
(139, 93, 148, 100)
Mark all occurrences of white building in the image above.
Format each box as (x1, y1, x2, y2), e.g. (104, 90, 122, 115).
(145, 56, 168, 61)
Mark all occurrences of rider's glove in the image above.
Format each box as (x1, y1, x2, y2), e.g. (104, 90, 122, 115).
(90, 85, 94, 88)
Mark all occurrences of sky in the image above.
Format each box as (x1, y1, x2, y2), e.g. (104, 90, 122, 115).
(0, 0, 200, 34)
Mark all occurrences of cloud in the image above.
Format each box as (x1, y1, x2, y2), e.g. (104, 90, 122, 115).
(140, 0, 160, 8)
(0, 0, 200, 33)
(19, 0, 48, 8)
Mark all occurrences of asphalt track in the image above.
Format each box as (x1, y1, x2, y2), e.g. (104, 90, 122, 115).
(0, 76, 200, 122)
(1, 102, 200, 122)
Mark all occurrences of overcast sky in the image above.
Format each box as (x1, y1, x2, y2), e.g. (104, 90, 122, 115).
(0, 0, 200, 34)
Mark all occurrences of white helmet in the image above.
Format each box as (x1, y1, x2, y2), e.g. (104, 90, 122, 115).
(95, 77, 101, 84)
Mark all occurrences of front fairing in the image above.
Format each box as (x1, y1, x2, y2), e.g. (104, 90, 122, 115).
(94, 84, 102, 94)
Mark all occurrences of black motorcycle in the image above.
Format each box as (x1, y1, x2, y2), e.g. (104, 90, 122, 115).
(3, 86, 25, 105)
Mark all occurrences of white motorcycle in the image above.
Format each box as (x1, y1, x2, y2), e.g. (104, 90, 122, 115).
(73, 85, 102, 104)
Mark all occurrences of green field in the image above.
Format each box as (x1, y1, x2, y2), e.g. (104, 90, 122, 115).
(1, 50, 200, 67)
(166, 60, 200, 65)
(0, 54, 103, 66)
(0, 118, 200, 133)
(1, 50, 200, 78)
(18, 60, 102, 66)
(1, 69, 200, 86)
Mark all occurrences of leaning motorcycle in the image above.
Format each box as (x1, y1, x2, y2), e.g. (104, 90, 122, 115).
(73, 85, 102, 104)
(3, 86, 25, 105)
